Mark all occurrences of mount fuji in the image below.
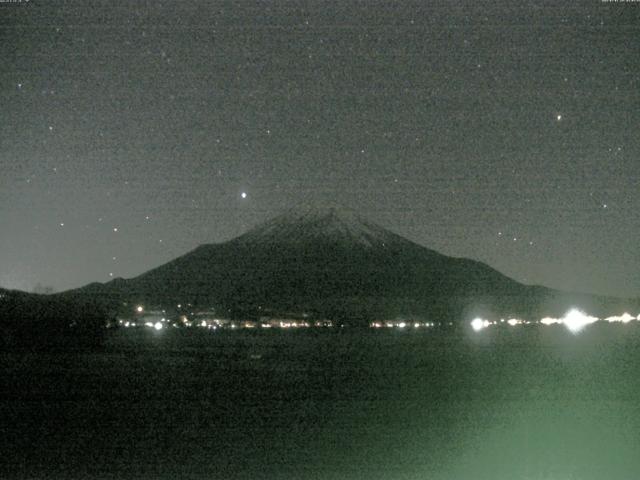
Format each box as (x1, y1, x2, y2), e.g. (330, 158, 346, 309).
(68, 206, 637, 324)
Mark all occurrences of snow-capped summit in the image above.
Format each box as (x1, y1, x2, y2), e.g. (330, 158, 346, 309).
(237, 204, 405, 248)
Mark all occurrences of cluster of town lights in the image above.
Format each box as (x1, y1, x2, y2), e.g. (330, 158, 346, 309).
(370, 321, 440, 329)
(122, 319, 333, 330)
(121, 305, 640, 334)
(123, 306, 451, 331)
(471, 309, 640, 334)
(118, 307, 337, 331)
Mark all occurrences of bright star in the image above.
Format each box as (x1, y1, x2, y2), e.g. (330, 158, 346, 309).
(241, 192, 247, 199)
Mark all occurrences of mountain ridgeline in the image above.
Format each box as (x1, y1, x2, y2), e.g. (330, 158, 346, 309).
(71, 207, 637, 325)
(0, 287, 109, 350)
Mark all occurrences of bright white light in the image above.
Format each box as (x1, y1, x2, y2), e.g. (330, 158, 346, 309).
(471, 318, 486, 332)
(540, 317, 562, 326)
(398, 322, 406, 328)
(154, 322, 163, 331)
(200, 320, 207, 327)
(563, 309, 598, 333)
(136, 305, 144, 313)
(414, 323, 420, 328)
(241, 192, 247, 199)
(606, 313, 635, 323)
(507, 318, 520, 326)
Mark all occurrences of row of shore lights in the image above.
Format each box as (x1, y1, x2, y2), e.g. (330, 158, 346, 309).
(471, 309, 640, 334)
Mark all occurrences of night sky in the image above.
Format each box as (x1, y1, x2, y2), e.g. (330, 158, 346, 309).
(1, 1, 638, 298)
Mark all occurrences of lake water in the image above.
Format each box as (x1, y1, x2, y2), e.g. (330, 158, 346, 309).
(2, 325, 640, 479)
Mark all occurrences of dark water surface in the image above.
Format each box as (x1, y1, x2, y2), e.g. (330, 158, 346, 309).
(2, 326, 640, 479)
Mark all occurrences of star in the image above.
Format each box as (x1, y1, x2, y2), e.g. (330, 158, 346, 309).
(556, 114, 562, 121)
(59, 222, 65, 227)
(113, 227, 118, 232)
(241, 192, 247, 199)
(48, 125, 54, 131)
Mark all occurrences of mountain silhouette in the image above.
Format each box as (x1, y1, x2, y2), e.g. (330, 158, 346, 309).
(68, 206, 638, 324)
